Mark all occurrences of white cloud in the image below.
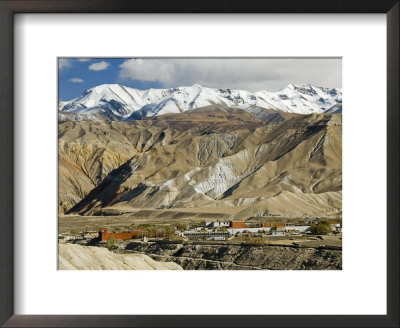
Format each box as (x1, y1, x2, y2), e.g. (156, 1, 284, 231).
(58, 59, 73, 69)
(89, 61, 110, 71)
(119, 58, 341, 91)
(77, 59, 91, 62)
(69, 78, 84, 83)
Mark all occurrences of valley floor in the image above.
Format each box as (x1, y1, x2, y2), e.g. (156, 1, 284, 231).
(59, 213, 342, 270)
(58, 211, 333, 234)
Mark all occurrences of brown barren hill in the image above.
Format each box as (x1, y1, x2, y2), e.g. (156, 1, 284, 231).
(62, 107, 341, 219)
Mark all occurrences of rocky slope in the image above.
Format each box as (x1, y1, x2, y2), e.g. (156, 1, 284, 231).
(59, 243, 182, 270)
(125, 242, 342, 270)
(65, 109, 342, 219)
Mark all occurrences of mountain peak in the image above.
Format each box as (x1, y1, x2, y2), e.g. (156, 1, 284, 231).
(60, 83, 342, 120)
(89, 83, 120, 90)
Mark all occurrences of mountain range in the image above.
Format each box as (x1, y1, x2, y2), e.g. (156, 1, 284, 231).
(58, 83, 342, 220)
(59, 83, 342, 121)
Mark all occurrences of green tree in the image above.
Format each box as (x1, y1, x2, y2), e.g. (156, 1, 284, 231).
(106, 235, 115, 250)
(311, 220, 332, 234)
(175, 222, 185, 231)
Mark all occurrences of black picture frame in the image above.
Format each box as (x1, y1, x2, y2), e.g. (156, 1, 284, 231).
(0, 1, 398, 327)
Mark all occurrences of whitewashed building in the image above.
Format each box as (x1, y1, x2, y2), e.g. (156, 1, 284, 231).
(205, 221, 230, 228)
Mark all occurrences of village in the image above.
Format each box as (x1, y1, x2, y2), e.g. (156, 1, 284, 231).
(176, 219, 341, 241)
(59, 218, 342, 246)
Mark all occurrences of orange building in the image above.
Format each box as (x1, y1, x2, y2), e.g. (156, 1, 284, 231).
(98, 228, 143, 241)
(230, 221, 249, 228)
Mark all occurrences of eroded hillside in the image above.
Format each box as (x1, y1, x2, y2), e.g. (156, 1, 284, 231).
(58, 121, 138, 213)
(62, 107, 342, 219)
(58, 106, 267, 213)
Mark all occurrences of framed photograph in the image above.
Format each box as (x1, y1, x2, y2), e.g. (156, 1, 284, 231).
(57, 56, 344, 272)
(0, 0, 398, 327)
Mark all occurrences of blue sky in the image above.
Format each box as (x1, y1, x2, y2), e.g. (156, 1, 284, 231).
(58, 58, 342, 101)
(58, 58, 163, 100)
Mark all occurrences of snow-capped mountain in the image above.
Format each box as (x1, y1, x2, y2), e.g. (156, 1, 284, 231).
(59, 83, 342, 120)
